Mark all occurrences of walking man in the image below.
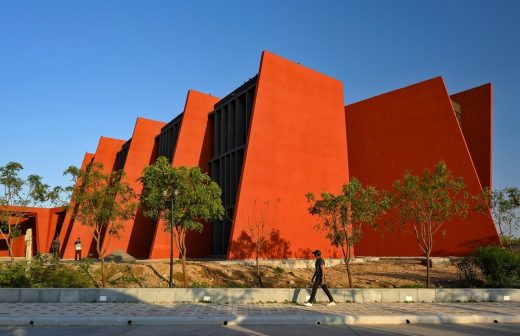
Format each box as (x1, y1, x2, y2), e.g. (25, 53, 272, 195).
(74, 237, 82, 261)
(304, 250, 335, 307)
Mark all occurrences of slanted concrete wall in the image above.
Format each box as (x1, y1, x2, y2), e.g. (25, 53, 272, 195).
(0, 288, 518, 304)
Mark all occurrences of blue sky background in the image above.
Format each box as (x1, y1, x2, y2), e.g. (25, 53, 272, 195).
(0, 0, 518, 191)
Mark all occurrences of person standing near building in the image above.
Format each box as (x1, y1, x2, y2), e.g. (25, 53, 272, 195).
(74, 238, 82, 261)
(51, 235, 60, 259)
(303, 250, 335, 307)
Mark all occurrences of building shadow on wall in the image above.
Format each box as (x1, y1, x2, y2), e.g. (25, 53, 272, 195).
(127, 209, 157, 259)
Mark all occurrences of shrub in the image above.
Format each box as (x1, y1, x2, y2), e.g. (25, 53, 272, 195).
(190, 281, 210, 288)
(0, 263, 31, 287)
(456, 256, 484, 287)
(0, 254, 93, 288)
(273, 266, 285, 274)
(224, 281, 248, 288)
(474, 245, 520, 288)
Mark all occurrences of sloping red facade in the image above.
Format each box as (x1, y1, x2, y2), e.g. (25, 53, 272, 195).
(450, 84, 492, 189)
(62, 137, 125, 259)
(101, 118, 166, 258)
(59, 152, 94, 257)
(345, 78, 499, 256)
(149, 90, 219, 259)
(3, 51, 499, 260)
(227, 51, 349, 259)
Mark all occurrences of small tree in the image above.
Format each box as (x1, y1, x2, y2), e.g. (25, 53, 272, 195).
(306, 178, 390, 288)
(65, 162, 138, 287)
(477, 187, 520, 250)
(0, 162, 62, 264)
(140, 156, 224, 286)
(247, 199, 281, 288)
(392, 161, 469, 288)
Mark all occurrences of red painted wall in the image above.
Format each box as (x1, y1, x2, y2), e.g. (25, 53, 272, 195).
(450, 84, 492, 189)
(0, 208, 34, 257)
(103, 118, 165, 258)
(0, 206, 64, 257)
(345, 77, 500, 256)
(149, 90, 220, 259)
(227, 51, 350, 259)
(38, 207, 65, 253)
(60, 152, 94, 257)
(62, 137, 125, 259)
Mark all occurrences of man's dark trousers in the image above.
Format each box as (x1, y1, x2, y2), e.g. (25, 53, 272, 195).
(308, 276, 334, 303)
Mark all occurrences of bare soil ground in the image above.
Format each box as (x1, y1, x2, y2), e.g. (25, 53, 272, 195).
(79, 258, 463, 288)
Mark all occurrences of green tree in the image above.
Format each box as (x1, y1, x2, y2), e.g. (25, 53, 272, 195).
(140, 156, 225, 286)
(392, 161, 469, 288)
(0, 162, 62, 264)
(306, 178, 390, 288)
(477, 187, 520, 250)
(65, 162, 138, 287)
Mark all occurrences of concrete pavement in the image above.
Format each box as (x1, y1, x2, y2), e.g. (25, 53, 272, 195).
(1, 302, 519, 326)
(2, 324, 520, 336)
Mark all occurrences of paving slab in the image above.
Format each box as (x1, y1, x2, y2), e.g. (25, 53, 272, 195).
(1, 302, 519, 326)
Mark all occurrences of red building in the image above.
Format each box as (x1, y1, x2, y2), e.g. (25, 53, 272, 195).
(1, 51, 499, 260)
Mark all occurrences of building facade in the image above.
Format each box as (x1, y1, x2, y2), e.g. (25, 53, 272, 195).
(2, 51, 500, 259)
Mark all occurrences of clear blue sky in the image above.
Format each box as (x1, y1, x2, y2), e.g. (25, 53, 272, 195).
(0, 0, 518, 190)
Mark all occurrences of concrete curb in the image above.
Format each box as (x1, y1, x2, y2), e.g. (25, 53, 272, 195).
(3, 314, 520, 326)
(1, 288, 519, 304)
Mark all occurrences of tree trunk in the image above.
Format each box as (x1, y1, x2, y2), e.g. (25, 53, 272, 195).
(180, 230, 187, 287)
(101, 257, 106, 288)
(256, 249, 264, 288)
(344, 257, 353, 288)
(181, 250, 187, 287)
(95, 230, 106, 288)
(497, 221, 513, 251)
(504, 236, 513, 251)
(8, 239, 14, 265)
(169, 222, 174, 287)
(426, 252, 431, 288)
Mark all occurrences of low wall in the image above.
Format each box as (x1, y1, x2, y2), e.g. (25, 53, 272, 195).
(0, 288, 518, 304)
(139, 258, 368, 269)
(137, 257, 458, 269)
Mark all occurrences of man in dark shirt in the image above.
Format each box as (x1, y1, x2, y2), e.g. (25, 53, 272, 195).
(51, 235, 60, 259)
(304, 250, 335, 306)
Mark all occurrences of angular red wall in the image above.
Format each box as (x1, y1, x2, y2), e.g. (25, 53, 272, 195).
(38, 207, 65, 254)
(62, 137, 125, 259)
(451, 84, 492, 189)
(227, 51, 349, 259)
(345, 77, 499, 256)
(103, 118, 166, 258)
(60, 152, 94, 256)
(0, 206, 64, 257)
(149, 90, 219, 259)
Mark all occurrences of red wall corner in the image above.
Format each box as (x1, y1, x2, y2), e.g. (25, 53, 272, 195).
(345, 77, 499, 257)
(450, 83, 492, 189)
(104, 117, 166, 258)
(149, 90, 219, 259)
(62, 137, 125, 259)
(227, 50, 349, 259)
